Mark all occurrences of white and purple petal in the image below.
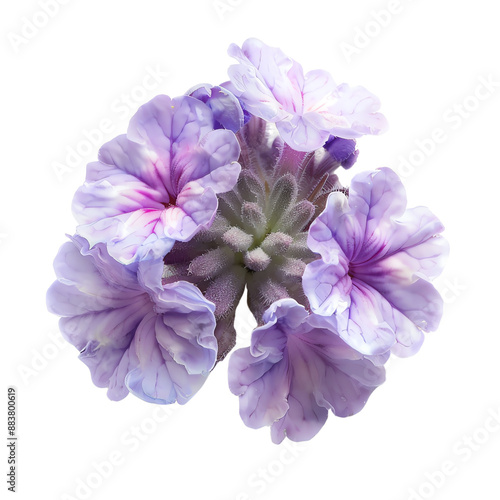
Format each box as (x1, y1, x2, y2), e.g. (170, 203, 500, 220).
(125, 281, 217, 404)
(74, 94, 241, 264)
(303, 168, 447, 357)
(188, 84, 245, 132)
(46, 238, 151, 399)
(328, 84, 388, 139)
(47, 236, 218, 404)
(227, 38, 387, 151)
(229, 299, 385, 443)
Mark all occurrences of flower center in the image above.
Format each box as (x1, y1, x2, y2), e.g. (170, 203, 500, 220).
(161, 193, 177, 209)
(161, 118, 346, 360)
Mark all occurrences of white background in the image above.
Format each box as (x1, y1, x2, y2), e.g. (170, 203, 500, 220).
(2, 1, 500, 499)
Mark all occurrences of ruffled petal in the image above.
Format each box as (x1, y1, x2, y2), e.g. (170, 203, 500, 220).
(174, 129, 241, 195)
(125, 312, 177, 404)
(229, 348, 290, 429)
(328, 84, 389, 139)
(188, 84, 244, 132)
(152, 280, 218, 374)
(46, 238, 152, 399)
(127, 95, 214, 189)
(276, 116, 332, 152)
(47, 240, 146, 319)
(167, 183, 217, 240)
(73, 95, 240, 264)
(229, 299, 385, 443)
(79, 209, 175, 264)
(302, 259, 351, 316)
(48, 237, 217, 404)
(78, 339, 134, 395)
(125, 283, 217, 405)
(90, 134, 169, 196)
(303, 168, 447, 357)
(347, 168, 407, 262)
(302, 70, 337, 114)
(335, 279, 395, 355)
(373, 206, 449, 277)
(228, 38, 296, 120)
(227, 38, 387, 151)
(307, 191, 364, 262)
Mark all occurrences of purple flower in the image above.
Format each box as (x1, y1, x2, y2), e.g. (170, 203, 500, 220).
(46, 236, 217, 404)
(46, 38, 448, 444)
(228, 299, 385, 443)
(226, 38, 388, 152)
(188, 84, 245, 133)
(73, 94, 241, 265)
(302, 168, 448, 357)
(323, 136, 359, 169)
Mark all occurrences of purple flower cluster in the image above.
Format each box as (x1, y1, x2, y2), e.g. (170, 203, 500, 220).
(47, 38, 448, 443)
